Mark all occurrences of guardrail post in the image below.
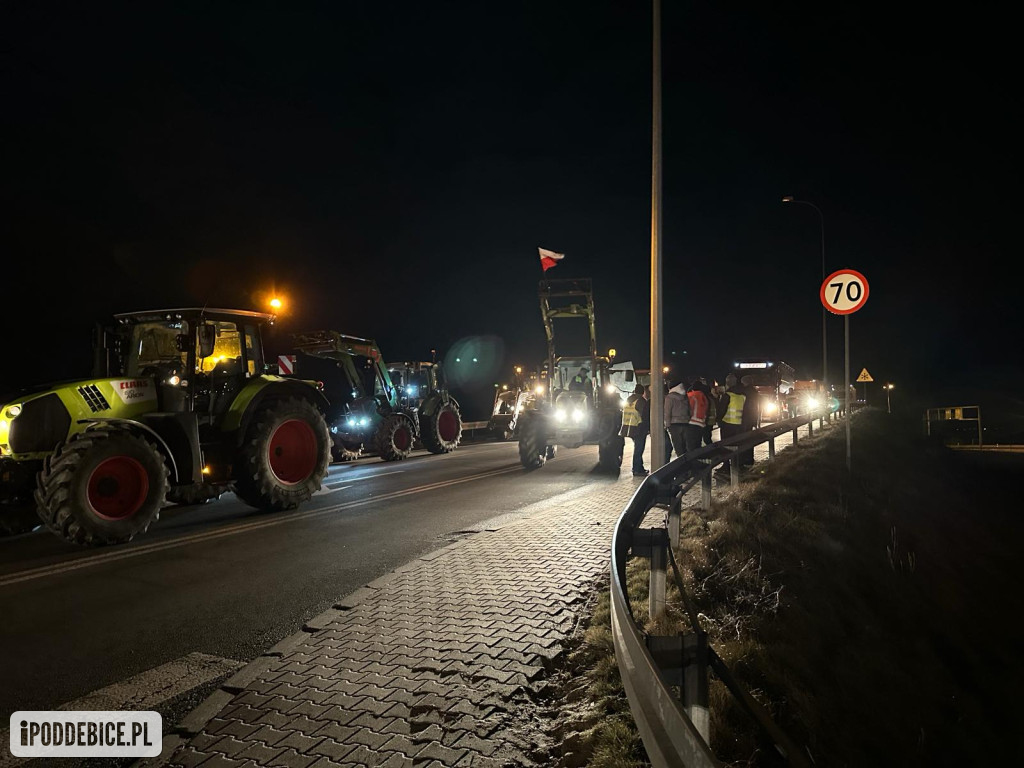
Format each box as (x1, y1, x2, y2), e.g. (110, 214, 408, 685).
(668, 498, 681, 548)
(684, 632, 710, 742)
(701, 470, 712, 511)
(650, 532, 667, 622)
(792, 426, 799, 444)
(768, 437, 775, 460)
(731, 455, 740, 489)
(807, 419, 813, 437)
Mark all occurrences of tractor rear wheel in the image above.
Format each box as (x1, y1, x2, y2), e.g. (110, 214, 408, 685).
(598, 434, 625, 469)
(234, 397, 331, 511)
(167, 483, 225, 506)
(374, 413, 415, 461)
(331, 438, 363, 462)
(518, 417, 547, 469)
(420, 401, 462, 454)
(35, 426, 169, 546)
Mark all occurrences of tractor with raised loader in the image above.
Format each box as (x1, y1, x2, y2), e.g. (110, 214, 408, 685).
(287, 332, 462, 462)
(0, 308, 332, 546)
(516, 278, 624, 470)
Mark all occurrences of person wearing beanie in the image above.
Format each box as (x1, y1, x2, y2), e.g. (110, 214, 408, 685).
(663, 379, 691, 461)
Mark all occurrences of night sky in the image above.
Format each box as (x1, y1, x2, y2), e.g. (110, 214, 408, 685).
(3, 2, 1019, 419)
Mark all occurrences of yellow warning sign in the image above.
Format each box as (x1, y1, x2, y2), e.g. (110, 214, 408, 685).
(856, 368, 874, 382)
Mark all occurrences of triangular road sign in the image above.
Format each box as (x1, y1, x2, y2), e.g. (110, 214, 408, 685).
(856, 368, 874, 382)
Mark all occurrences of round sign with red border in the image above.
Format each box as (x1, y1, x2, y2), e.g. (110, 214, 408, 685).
(820, 269, 869, 315)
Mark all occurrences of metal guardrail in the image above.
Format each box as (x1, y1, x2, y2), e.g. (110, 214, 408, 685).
(611, 409, 843, 767)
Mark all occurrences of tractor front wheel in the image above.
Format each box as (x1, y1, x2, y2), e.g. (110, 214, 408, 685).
(420, 401, 463, 454)
(234, 397, 331, 511)
(35, 427, 169, 546)
(518, 417, 547, 469)
(374, 414, 415, 461)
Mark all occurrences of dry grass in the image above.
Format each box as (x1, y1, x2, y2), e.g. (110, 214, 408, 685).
(555, 409, 1023, 766)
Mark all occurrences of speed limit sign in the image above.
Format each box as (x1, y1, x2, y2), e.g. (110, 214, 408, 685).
(821, 269, 869, 315)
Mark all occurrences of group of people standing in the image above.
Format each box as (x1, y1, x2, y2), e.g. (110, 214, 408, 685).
(618, 373, 760, 476)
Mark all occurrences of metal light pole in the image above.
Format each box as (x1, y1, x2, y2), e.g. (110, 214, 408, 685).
(649, 0, 665, 469)
(885, 382, 894, 414)
(782, 197, 827, 393)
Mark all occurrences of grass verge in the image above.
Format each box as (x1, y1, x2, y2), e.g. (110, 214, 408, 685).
(549, 408, 1023, 766)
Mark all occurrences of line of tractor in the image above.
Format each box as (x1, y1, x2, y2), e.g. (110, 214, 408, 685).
(0, 278, 627, 547)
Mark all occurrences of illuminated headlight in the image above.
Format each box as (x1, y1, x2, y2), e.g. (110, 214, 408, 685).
(535, 385, 545, 395)
(346, 417, 356, 427)
(764, 402, 777, 414)
(554, 409, 567, 422)
(359, 417, 369, 426)
(807, 397, 819, 408)
(407, 386, 418, 396)
(571, 409, 585, 423)
(167, 375, 181, 386)
(5, 405, 22, 418)
(605, 384, 616, 394)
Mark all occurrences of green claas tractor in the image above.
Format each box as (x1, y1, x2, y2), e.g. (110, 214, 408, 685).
(516, 279, 624, 470)
(0, 308, 331, 546)
(288, 332, 462, 462)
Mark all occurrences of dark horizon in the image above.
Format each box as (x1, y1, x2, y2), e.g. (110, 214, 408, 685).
(3, 2, 1019, 419)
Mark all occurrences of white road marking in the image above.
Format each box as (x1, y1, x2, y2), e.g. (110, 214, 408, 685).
(0, 653, 242, 767)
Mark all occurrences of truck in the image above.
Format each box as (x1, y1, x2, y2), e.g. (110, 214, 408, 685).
(0, 308, 332, 545)
(731, 358, 796, 423)
(516, 278, 624, 470)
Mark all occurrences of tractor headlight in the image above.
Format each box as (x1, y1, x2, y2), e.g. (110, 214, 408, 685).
(359, 417, 369, 426)
(554, 408, 567, 422)
(5, 405, 22, 419)
(571, 408, 585, 423)
(807, 397, 819, 409)
(764, 402, 777, 414)
(407, 386, 418, 396)
(605, 384, 616, 394)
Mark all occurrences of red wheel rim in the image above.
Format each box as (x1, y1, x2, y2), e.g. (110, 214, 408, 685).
(438, 409, 458, 442)
(88, 456, 150, 520)
(269, 419, 318, 484)
(394, 425, 412, 451)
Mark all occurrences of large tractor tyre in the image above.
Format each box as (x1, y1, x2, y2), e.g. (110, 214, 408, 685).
(167, 483, 225, 506)
(34, 427, 169, 546)
(331, 438, 363, 463)
(518, 418, 548, 469)
(234, 397, 331, 511)
(374, 413, 415, 461)
(598, 434, 626, 470)
(420, 401, 463, 454)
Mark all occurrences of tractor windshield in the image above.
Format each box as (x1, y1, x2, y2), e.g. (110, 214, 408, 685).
(126, 321, 189, 376)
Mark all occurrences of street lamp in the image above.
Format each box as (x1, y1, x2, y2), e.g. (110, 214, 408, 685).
(884, 382, 894, 413)
(782, 196, 827, 393)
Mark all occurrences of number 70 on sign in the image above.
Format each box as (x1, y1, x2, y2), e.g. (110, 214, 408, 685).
(820, 269, 869, 315)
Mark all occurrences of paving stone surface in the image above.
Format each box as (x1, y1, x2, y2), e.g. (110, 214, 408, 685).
(163, 422, 819, 767)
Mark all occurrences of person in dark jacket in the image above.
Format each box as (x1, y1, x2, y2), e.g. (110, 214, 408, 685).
(739, 375, 760, 467)
(619, 384, 650, 476)
(663, 380, 691, 461)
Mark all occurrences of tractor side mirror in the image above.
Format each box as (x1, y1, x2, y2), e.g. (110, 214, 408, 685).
(175, 334, 190, 353)
(198, 323, 217, 359)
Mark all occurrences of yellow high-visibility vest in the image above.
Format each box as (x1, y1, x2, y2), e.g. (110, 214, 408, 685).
(723, 392, 746, 425)
(621, 398, 641, 428)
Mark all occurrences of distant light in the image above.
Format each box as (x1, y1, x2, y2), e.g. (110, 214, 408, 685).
(472, 358, 478, 363)
(782, 195, 794, 203)
(662, 365, 670, 373)
(455, 358, 461, 363)
(515, 366, 522, 374)
(502, 384, 509, 390)
(269, 297, 282, 309)
(202, 465, 211, 474)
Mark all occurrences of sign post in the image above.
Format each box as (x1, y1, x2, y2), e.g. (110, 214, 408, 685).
(821, 269, 870, 471)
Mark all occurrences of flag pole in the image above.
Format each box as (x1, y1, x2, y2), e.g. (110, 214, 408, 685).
(649, 0, 665, 469)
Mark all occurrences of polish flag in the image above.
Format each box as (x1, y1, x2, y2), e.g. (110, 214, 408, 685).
(538, 247, 565, 272)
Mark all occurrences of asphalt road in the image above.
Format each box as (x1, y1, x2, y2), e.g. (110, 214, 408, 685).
(0, 439, 626, 719)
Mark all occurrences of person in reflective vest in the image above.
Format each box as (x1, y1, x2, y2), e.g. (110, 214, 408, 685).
(619, 384, 650, 476)
(719, 373, 746, 447)
(684, 379, 709, 453)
